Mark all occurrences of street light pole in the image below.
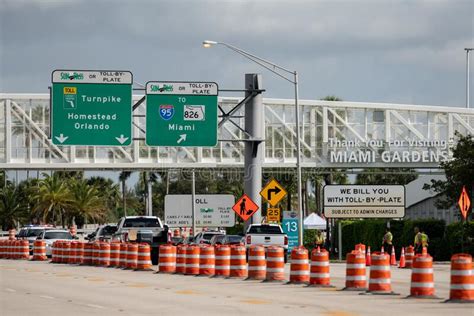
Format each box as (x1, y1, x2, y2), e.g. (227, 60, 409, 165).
(203, 40, 305, 246)
(465, 48, 473, 108)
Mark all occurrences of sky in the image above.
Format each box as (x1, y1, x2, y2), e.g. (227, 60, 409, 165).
(1, 0, 473, 108)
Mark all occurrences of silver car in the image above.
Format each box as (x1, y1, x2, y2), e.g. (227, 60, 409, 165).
(36, 230, 73, 256)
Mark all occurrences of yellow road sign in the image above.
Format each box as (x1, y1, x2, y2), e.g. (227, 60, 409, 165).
(260, 179, 287, 207)
(267, 207, 281, 223)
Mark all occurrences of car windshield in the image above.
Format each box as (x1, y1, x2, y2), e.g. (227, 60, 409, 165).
(123, 218, 161, 228)
(27, 229, 44, 237)
(248, 226, 283, 234)
(203, 233, 223, 241)
(99, 226, 117, 235)
(18, 229, 28, 237)
(44, 232, 72, 240)
(227, 235, 243, 243)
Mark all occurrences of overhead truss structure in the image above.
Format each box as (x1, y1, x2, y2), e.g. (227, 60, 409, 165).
(0, 93, 473, 170)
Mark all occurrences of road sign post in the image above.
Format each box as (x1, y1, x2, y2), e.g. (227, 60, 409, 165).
(51, 70, 132, 146)
(145, 81, 218, 147)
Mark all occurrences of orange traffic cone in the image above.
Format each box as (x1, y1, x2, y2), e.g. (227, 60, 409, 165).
(422, 247, 428, 256)
(381, 246, 384, 254)
(317, 246, 320, 253)
(366, 246, 371, 266)
(398, 247, 406, 268)
(390, 246, 397, 266)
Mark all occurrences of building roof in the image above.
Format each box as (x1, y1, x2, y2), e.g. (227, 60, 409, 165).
(405, 175, 446, 208)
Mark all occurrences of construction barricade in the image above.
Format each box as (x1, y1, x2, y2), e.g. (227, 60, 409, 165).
(158, 244, 176, 273)
(69, 241, 78, 264)
(109, 242, 120, 267)
(119, 243, 128, 268)
(18, 240, 29, 260)
(405, 246, 415, 269)
(0, 240, 5, 259)
(75, 242, 84, 265)
(82, 243, 93, 265)
(175, 245, 186, 274)
(265, 246, 285, 282)
(343, 251, 367, 291)
(198, 245, 215, 276)
(446, 253, 474, 303)
(309, 248, 332, 287)
(185, 245, 200, 275)
(98, 242, 110, 267)
(32, 240, 47, 261)
(136, 243, 153, 271)
(126, 243, 138, 270)
(229, 245, 247, 279)
(214, 245, 230, 278)
(246, 245, 266, 280)
(365, 252, 398, 295)
(92, 241, 100, 266)
(407, 254, 437, 299)
(62, 241, 71, 264)
(288, 246, 309, 284)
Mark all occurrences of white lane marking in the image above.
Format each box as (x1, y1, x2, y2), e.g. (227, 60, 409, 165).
(39, 295, 55, 299)
(86, 304, 104, 309)
(5, 288, 16, 292)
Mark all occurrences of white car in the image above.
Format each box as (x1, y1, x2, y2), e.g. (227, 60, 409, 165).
(193, 231, 225, 245)
(37, 230, 74, 256)
(17, 226, 55, 253)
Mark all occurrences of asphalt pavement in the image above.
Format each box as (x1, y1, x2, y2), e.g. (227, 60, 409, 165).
(0, 259, 471, 316)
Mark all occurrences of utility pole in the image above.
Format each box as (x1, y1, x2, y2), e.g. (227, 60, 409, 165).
(244, 74, 264, 231)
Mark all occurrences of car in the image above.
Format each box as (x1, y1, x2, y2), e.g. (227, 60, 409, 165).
(210, 234, 243, 246)
(17, 225, 55, 253)
(86, 224, 117, 242)
(36, 230, 73, 257)
(193, 231, 225, 245)
(245, 224, 288, 261)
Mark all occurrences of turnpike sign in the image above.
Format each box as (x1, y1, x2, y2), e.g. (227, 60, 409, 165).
(324, 185, 405, 218)
(146, 81, 218, 147)
(51, 70, 132, 146)
(164, 194, 235, 227)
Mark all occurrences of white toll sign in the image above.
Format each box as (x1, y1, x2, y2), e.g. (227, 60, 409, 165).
(324, 185, 405, 218)
(165, 195, 235, 227)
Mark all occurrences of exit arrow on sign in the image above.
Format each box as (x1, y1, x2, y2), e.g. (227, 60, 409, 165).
(267, 187, 282, 200)
(115, 135, 129, 144)
(55, 133, 69, 144)
(260, 178, 287, 207)
(177, 134, 187, 144)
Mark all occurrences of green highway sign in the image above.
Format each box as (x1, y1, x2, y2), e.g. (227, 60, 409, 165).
(145, 81, 218, 147)
(51, 70, 132, 146)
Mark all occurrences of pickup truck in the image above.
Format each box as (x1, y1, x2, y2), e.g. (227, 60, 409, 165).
(245, 224, 288, 262)
(112, 216, 169, 264)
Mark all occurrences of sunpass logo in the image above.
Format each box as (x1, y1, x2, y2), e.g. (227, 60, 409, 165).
(150, 84, 173, 92)
(60, 72, 84, 80)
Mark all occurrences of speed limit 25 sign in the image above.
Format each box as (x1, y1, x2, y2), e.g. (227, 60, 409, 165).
(145, 81, 218, 147)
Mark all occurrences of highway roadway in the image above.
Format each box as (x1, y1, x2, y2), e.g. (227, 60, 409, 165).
(0, 259, 471, 316)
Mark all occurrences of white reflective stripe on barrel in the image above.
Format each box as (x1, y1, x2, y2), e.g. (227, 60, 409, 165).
(290, 270, 309, 275)
(369, 278, 390, 284)
(411, 282, 434, 288)
(451, 269, 472, 276)
(291, 259, 308, 264)
(310, 273, 330, 278)
(450, 284, 474, 290)
(412, 268, 433, 274)
(248, 266, 266, 271)
(346, 275, 366, 281)
(346, 264, 365, 269)
(311, 261, 329, 267)
(249, 256, 265, 260)
(370, 266, 390, 271)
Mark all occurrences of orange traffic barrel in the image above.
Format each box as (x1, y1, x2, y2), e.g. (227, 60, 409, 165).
(32, 240, 47, 261)
(0, 240, 5, 259)
(229, 245, 247, 279)
(8, 229, 16, 240)
(98, 242, 110, 267)
(136, 243, 153, 271)
(288, 246, 310, 284)
(367, 252, 397, 295)
(405, 246, 415, 269)
(214, 245, 231, 278)
(61, 241, 71, 263)
(82, 243, 93, 265)
(92, 241, 100, 266)
(126, 243, 138, 270)
(119, 243, 128, 268)
(407, 254, 437, 299)
(158, 244, 176, 273)
(13, 240, 20, 259)
(175, 245, 186, 274)
(265, 246, 286, 282)
(355, 243, 366, 254)
(69, 241, 78, 264)
(50, 241, 58, 263)
(185, 245, 200, 275)
(446, 253, 474, 303)
(247, 245, 266, 280)
(309, 248, 332, 287)
(199, 245, 215, 276)
(75, 242, 84, 265)
(109, 242, 120, 267)
(343, 251, 367, 291)
(8, 240, 15, 259)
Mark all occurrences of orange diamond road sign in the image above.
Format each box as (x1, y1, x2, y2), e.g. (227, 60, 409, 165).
(260, 179, 287, 207)
(458, 186, 471, 221)
(267, 207, 281, 223)
(232, 194, 259, 222)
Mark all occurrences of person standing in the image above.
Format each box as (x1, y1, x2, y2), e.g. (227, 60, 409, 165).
(315, 230, 325, 249)
(382, 227, 393, 253)
(414, 226, 422, 254)
(421, 228, 429, 250)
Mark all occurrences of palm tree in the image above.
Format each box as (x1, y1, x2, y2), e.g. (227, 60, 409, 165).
(119, 171, 132, 216)
(0, 185, 28, 230)
(69, 179, 107, 225)
(32, 173, 73, 227)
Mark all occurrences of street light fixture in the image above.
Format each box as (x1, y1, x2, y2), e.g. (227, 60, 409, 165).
(465, 48, 474, 108)
(203, 40, 305, 246)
